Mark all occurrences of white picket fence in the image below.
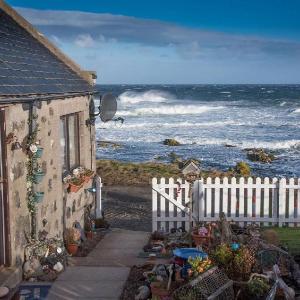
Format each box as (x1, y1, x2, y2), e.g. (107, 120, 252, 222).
(152, 177, 300, 232)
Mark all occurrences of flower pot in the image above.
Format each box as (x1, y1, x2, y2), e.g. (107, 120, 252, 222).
(34, 192, 44, 203)
(150, 282, 170, 298)
(192, 232, 210, 248)
(85, 231, 93, 239)
(68, 182, 83, 193)
(34, 147, 44, 158)
(33, 171, 45, 184)
(67, 243, 78, 255)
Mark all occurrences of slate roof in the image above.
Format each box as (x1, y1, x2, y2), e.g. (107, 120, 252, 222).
(0, 7, 93, 99)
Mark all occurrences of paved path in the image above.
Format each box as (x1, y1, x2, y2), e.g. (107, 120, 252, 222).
(47, 229, 149, 300)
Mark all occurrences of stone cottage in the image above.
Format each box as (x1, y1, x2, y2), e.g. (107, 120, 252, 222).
(0, 1, 98, 281)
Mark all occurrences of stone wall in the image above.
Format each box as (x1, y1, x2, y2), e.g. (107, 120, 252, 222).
(4, 95, 96, 266)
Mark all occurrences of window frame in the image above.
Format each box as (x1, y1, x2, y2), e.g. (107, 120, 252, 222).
(60, 112, 80, 173)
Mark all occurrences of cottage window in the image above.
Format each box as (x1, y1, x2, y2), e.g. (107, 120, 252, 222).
(60, 113, 80, 172)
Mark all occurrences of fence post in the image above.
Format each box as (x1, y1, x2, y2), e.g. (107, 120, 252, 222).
(198, 179, 204, 222)
(152, 178, 158, 232)
(95, 175, 102, 218)
(278, 178, 286, 227)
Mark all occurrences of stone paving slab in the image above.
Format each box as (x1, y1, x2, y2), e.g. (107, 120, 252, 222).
(47, 229, 149, 300)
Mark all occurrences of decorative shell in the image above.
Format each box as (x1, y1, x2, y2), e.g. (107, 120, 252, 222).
(29, 144, 38, 153)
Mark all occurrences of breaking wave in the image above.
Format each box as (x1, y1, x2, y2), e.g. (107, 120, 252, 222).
(118, 105, 224, 116)
(118, 90, 173, 104)
(293, 108, 300, 113)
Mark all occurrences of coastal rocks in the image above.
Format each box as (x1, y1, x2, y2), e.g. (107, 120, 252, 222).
(245, 148, 276, 163)
(163, 139, 181, 146)
(97, 140, 122, 149)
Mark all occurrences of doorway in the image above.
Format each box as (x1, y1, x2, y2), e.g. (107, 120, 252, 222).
(0, 109, 9, 266)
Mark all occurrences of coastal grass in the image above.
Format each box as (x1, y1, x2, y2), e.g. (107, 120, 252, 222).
(262, 227, 300, 255)
(96, 159, 181, 186)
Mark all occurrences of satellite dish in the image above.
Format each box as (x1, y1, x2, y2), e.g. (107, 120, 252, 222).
(100, 93, 117, 122)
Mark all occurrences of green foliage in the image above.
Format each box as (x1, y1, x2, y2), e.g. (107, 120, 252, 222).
(212, 243, 233, 266)
(234, 161, 251, 176)
(246, 277, 270, 298)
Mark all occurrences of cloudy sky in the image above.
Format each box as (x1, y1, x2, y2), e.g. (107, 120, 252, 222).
(7, 0, 300, 84)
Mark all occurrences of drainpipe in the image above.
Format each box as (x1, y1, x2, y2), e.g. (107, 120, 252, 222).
(28, 101, 37, 239)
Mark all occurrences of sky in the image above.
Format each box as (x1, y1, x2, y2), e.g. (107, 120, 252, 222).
(6, 0, 300, 84)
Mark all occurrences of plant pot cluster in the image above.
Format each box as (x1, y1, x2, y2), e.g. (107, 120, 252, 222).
(63, 167, 95, 193)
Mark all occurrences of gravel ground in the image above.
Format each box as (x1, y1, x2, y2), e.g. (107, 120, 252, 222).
(102, 185, 152, 232)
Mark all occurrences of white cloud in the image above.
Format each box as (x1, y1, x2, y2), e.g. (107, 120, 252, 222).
(75, 34, 95, 48)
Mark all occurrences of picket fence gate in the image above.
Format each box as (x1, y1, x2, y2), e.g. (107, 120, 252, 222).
(152, 177, 300, 232)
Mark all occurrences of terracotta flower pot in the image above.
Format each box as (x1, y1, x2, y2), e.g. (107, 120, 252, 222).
(69, 182, 83, 193)
(67, 243, 78, 255)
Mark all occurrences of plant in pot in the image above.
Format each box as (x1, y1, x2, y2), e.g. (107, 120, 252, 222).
(245, 277, 270, 300)
(82, 168, 94, 183)
(33, 164, 45, 184)
(68, 177, 84, 193)
(65, 227, 81, 255)
(84, 220, 93, 239)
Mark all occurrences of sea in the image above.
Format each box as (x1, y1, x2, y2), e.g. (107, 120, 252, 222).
(95, 85, 300, 178)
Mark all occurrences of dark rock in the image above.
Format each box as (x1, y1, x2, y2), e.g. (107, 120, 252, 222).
(224, 144, 236, 148)
(246, 148, 276, 163)
(163, 139, 181, 146)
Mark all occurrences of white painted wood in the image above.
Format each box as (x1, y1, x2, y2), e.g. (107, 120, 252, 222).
(214, 177, 220, 220)
(152, 177, 158, 232)
(272, 177, 278, 226)
(222, 177, 229, 218)
(168, 177, 175, 230)
(239, 177, 245, 227)
(255, 177, 262, 226)
(152, 176, 300, 232)
(230, 177, 237, 220)
(263, 177, 270, 226)
(185, 180, 191, 231)
(206, 177, 212, 220)
(247, 177, 253, 225)
(288, 178, 295, 227)
(278, 178, 286, 227)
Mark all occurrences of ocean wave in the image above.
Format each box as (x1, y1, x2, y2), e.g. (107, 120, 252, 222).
(118, 90, 173, 104)
(293, 108, 300, 113)
(96, 120, 238, 130)
(117, 105, 224, 116)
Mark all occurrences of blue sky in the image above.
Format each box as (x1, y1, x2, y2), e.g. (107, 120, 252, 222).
(7, 0, 300, 84)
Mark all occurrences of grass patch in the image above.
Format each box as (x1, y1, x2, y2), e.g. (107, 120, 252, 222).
(262, 227, 300, 255)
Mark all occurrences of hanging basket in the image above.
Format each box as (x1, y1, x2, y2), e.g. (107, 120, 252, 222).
(34, 147, 44, 158)
(33, 171, 45, 183)
(34, 192, 44, 203)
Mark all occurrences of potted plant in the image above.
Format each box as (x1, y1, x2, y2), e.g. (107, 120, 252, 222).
(68, 177, 84, 193)
(34, 191, 44, 203)
(32, 164, 45, 184)
(82, 168, 94, 184)
(34, 146, 44, 158)
(65, 227, 81, 255)
(84, 220, 93, 239)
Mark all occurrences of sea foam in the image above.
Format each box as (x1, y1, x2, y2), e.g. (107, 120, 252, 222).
(118, 105, 224, 116)
(118, 90, 172, 104)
